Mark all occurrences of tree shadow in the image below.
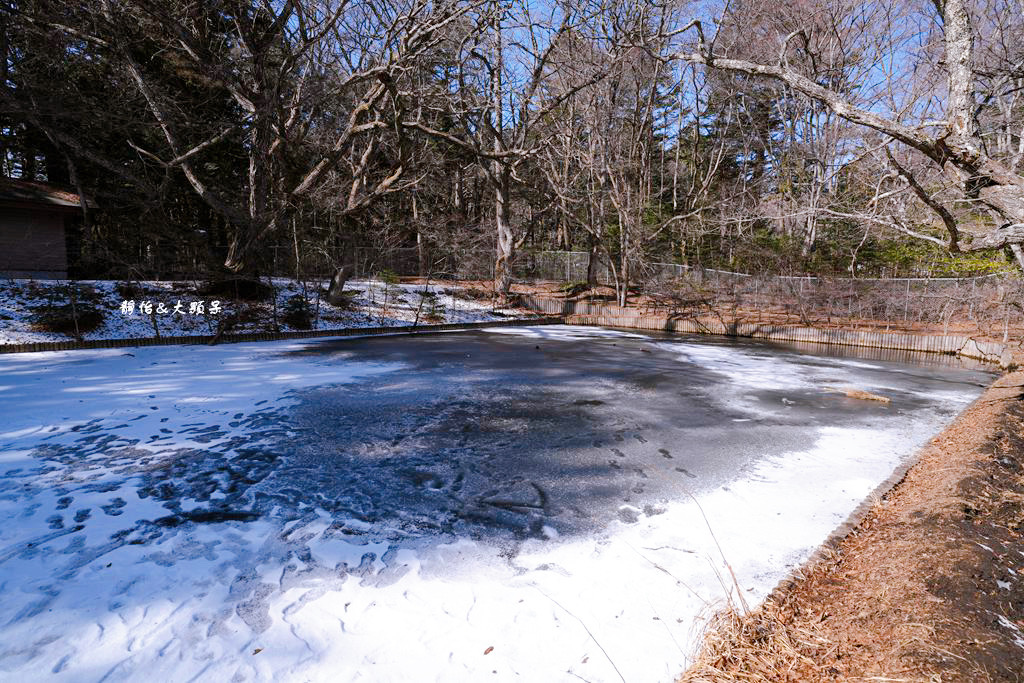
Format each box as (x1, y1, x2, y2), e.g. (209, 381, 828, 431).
(257, 331, 750, 543)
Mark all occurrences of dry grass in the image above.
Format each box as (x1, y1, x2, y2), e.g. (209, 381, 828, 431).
(680, 600, 830, 682)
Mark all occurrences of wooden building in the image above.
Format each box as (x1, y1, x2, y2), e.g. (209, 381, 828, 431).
(0, 178, 83, 279)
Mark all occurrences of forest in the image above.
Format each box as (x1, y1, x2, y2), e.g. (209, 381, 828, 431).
(2, 0, 1023, 303)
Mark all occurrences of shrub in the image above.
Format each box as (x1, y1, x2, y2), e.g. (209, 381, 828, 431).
(560, 280, 590, 297)
(459, 287, 492, 300)
(377, 269, 400, 286)
(376, 269, 404, 313)
(417, 290, 446, 322)
(115, 281, 165, 301)
(116, 281, 143, 300)
(282, 294, 313, 329)
(30, 283, 105, 337)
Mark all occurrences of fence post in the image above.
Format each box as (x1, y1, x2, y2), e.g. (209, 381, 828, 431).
(969, 278, 976, 320)
(1004, 285, 1011, 342)
(905, 278, 913, 321)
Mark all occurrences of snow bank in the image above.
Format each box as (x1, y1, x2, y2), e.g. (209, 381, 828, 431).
(0, 278, 519, 345)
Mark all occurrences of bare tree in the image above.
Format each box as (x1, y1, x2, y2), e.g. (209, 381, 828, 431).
(402, 0, 612, 295)
(669, 0, 1024, 268)
(7, 0, 1020, 283)
(7, 0, 478, 273)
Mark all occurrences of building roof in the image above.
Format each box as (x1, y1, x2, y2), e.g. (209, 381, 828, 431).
(0, 177, 84, 210)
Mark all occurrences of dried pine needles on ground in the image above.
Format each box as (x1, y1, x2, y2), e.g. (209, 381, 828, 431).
(680, 370, 1024, 683)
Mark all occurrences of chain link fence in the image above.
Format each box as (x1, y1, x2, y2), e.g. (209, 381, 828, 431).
(644, 266, 1023, 336)
(257, 243, 1021, 334)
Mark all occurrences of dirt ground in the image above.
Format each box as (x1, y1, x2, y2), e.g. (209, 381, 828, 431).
(679, 368, 1024, 682)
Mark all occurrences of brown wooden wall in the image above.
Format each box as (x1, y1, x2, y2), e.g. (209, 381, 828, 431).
(0, 207, 69, 278)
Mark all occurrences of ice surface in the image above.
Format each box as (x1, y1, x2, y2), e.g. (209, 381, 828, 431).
(0, 327, 993, 681)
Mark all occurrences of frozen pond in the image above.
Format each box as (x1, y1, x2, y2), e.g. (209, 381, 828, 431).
(0, 326, 994, 681)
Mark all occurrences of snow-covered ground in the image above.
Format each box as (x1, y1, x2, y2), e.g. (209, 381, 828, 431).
(0, 278, 521, 345)
(0, 326, 993, 681)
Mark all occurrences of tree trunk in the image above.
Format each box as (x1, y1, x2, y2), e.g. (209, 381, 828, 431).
(417, 231, 427, 276)
(489, 10, 515, 297)
(493, 169, 514, 295)
(801, 214, 817, 257)
(617, 262, 629, 307)
(617, 206, 630, 307)
(413, 194, 427, 276)
(326, 265, 354, 306)
(586, 234, 601, 286)
(225, 215, 274, 273)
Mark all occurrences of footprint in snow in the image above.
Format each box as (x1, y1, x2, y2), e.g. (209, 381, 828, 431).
(101, 498, 127, 516)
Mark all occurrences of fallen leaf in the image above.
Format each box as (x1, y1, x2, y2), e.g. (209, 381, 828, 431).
(842, 388, 891, 403)
(252, 648, 263, 655)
